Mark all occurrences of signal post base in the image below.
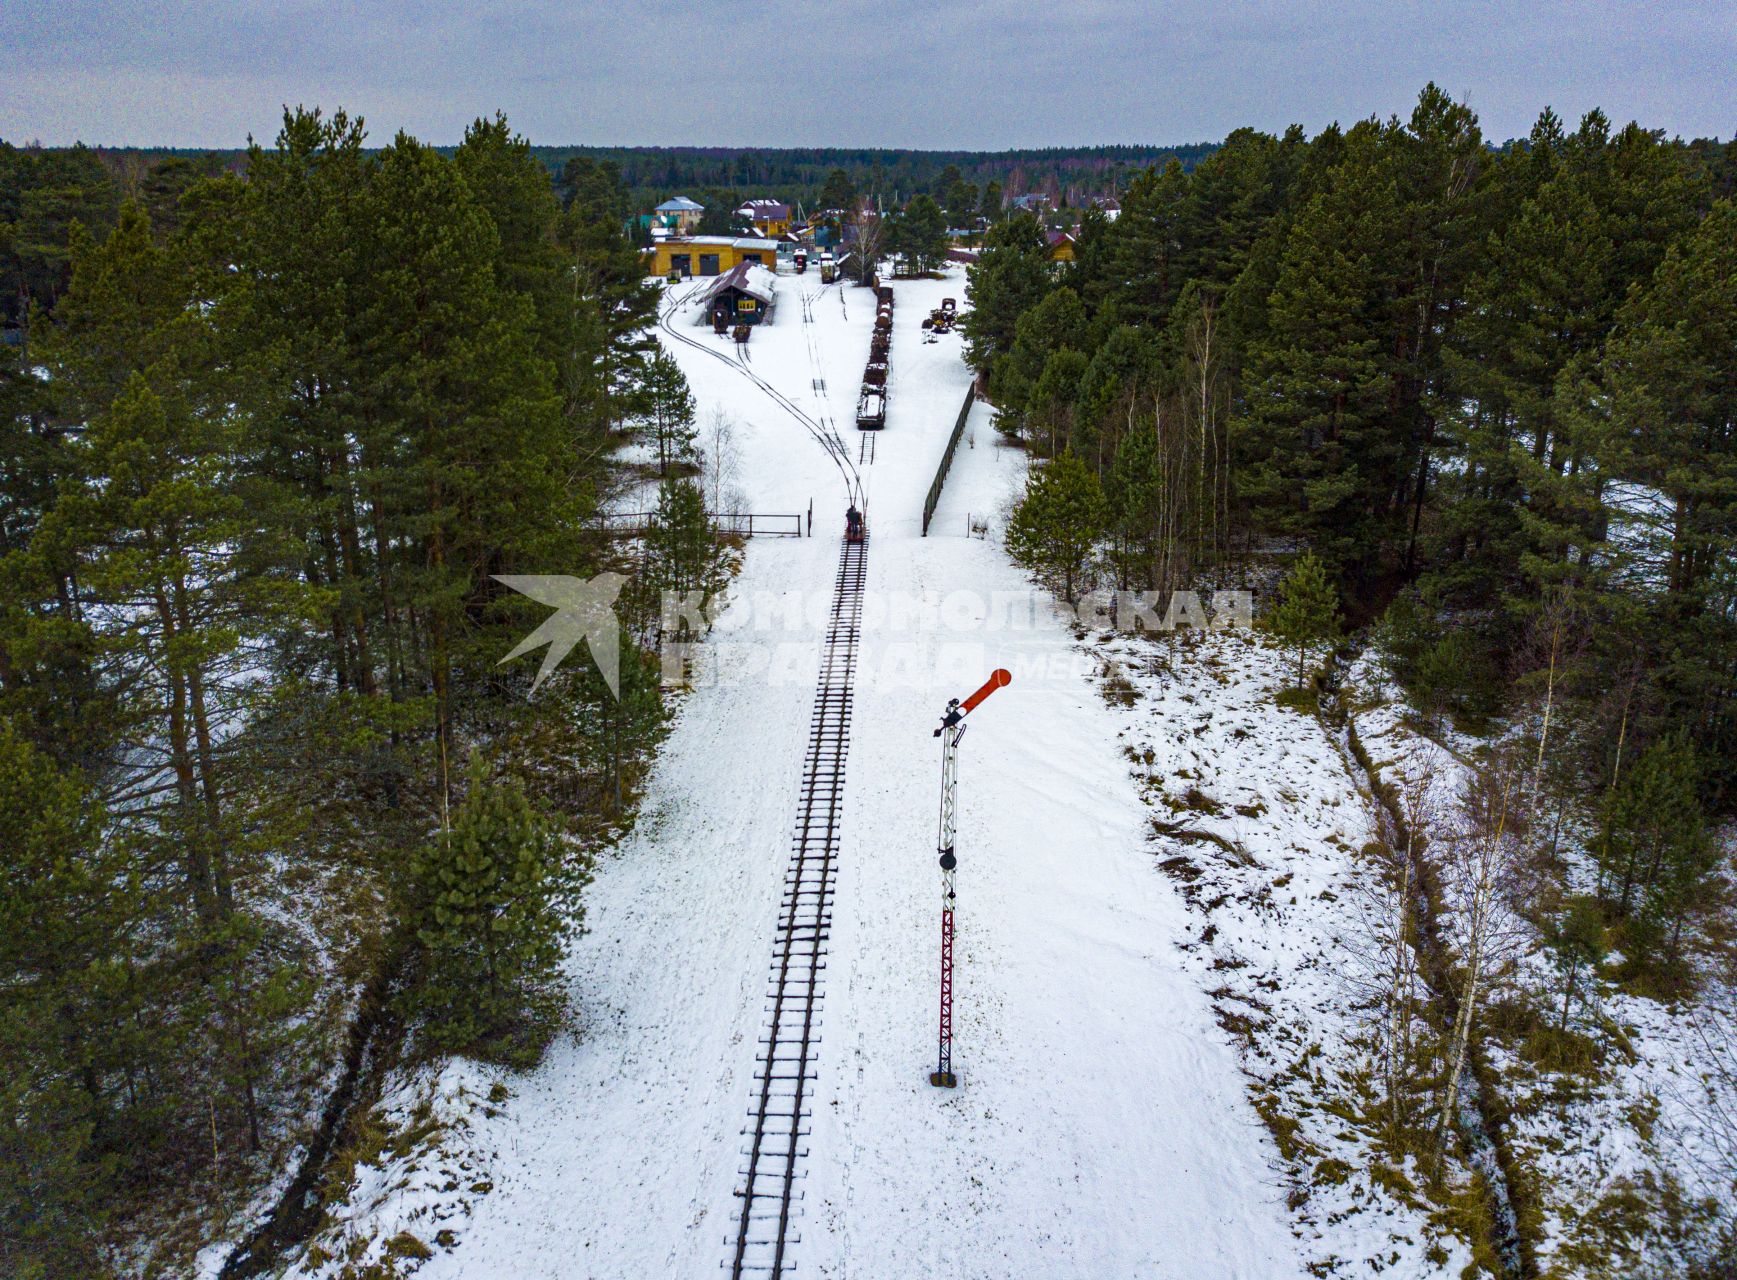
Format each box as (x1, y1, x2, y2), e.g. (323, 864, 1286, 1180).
(929, 1070, 958, 1088)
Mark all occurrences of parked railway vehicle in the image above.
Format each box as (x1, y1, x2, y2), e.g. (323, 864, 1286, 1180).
(856, 387, 886, 430)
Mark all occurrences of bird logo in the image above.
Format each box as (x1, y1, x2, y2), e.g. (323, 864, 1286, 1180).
(494, 573, 627, 697)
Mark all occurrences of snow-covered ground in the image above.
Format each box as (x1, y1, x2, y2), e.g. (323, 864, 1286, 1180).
(1344, 653, 1737, 1275)
(276, 266, 1507, 1278)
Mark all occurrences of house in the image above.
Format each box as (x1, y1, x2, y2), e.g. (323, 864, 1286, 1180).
(734, 199, 793, 238)
(647, 235, 780, 279)
(1009, 193, 1052, 214)
(1092, 195, 1122, 221)
(654, 196, 705, 233)
(696, 261, 777, 326)
(1046, 230, 1077, 263)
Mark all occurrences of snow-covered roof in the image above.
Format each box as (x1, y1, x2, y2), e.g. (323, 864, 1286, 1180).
(656, 196, 704, 212)
(736, 200, 792, 220)
(660, 235, 780, 251)
(698, 261, 777, 307)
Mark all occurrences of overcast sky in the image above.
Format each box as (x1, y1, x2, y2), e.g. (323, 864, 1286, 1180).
(3, 1, 1732, 150)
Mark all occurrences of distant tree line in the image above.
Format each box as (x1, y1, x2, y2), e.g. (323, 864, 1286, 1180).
(1, 142, 1219, 281)
(529, 143, 1218, 214)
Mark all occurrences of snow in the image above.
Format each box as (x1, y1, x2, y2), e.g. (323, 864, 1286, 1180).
(1343, 649, 1737, 1274)
(278, 264, 1528, 1277)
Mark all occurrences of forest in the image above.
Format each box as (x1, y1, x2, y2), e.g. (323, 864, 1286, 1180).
(978, 90, 1737, 1269)
(0, 112, 729, 1276)
(982, 73, 1736, 1144)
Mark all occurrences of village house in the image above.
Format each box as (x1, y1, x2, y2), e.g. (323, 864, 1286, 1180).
(653, 195, 705, 234)
(734, 199, 793, 238)
(1046, 229, 1077, 263)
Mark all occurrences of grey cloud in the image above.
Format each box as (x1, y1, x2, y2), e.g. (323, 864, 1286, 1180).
(1, 0, 1730, 147)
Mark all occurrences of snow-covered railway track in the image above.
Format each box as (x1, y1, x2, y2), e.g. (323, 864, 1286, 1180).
(727, 534, 866, 1278)
(658, 283, 861, 506)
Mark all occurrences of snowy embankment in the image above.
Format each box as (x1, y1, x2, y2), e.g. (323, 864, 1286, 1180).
(1074, 624, 1478, 1276)
(1344, 654, 1737, 1276)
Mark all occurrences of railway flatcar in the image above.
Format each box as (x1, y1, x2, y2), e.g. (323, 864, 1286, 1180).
(856, 388, 886, 430)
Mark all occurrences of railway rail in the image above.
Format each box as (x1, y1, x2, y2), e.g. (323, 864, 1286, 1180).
(659, 283, 861, 507)
(726, 533, 867, 1277)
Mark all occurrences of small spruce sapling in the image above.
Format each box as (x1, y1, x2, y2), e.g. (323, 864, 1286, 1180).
(1269, 552, 1340, 687)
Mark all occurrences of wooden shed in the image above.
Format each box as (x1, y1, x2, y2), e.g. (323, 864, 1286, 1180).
(697, 261, 777, 326)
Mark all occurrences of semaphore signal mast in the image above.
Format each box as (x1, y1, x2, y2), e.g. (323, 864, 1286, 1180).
(930, 668, 1012, 1088)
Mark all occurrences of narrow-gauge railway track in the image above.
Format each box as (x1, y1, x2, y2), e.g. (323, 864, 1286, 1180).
(726, 534, 867, 1278)
(659, 284, 861, 506)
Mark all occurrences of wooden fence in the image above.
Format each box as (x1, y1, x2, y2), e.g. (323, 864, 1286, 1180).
(599, 511, 804, 539)
(921, 384, 979, 536)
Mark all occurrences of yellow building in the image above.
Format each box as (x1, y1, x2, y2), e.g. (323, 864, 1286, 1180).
(1046, 230, 1077, 263)
(647, 236, 781, 279)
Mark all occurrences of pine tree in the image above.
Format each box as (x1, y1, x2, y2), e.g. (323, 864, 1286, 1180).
(1268, 552, 1340, 686)
(640, 350, 698, 476)
(407, 761, 582, 1064)
(645, 478, 725, 639)
(1075, 325, 1152, 471)
(1007, 451, 1107, 602)
(1025, 348, 1088, 458)
(1545, 897, 1606, 1031)
(1106, 419, 1162, 589)
(960, 214, 1050, 375)
(555, 152, 661, 438)
(891, 194, 948, 276)
(1087, 158, 1194, 327)
(979, 180, 1004, 223)
(0, 720, 123, 1279)
(1604, 200, 1737, 801)
(992, 286, 1086, 437)
(818, 168, 857, 215)
(1594, 734, 1713, 974)
(1234, 121, 1407, 583)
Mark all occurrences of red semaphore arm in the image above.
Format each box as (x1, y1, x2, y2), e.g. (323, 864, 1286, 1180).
(959, 668, 1012, 715)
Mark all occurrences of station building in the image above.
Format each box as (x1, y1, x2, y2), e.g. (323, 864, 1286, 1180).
(647, 235, 780, 279)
